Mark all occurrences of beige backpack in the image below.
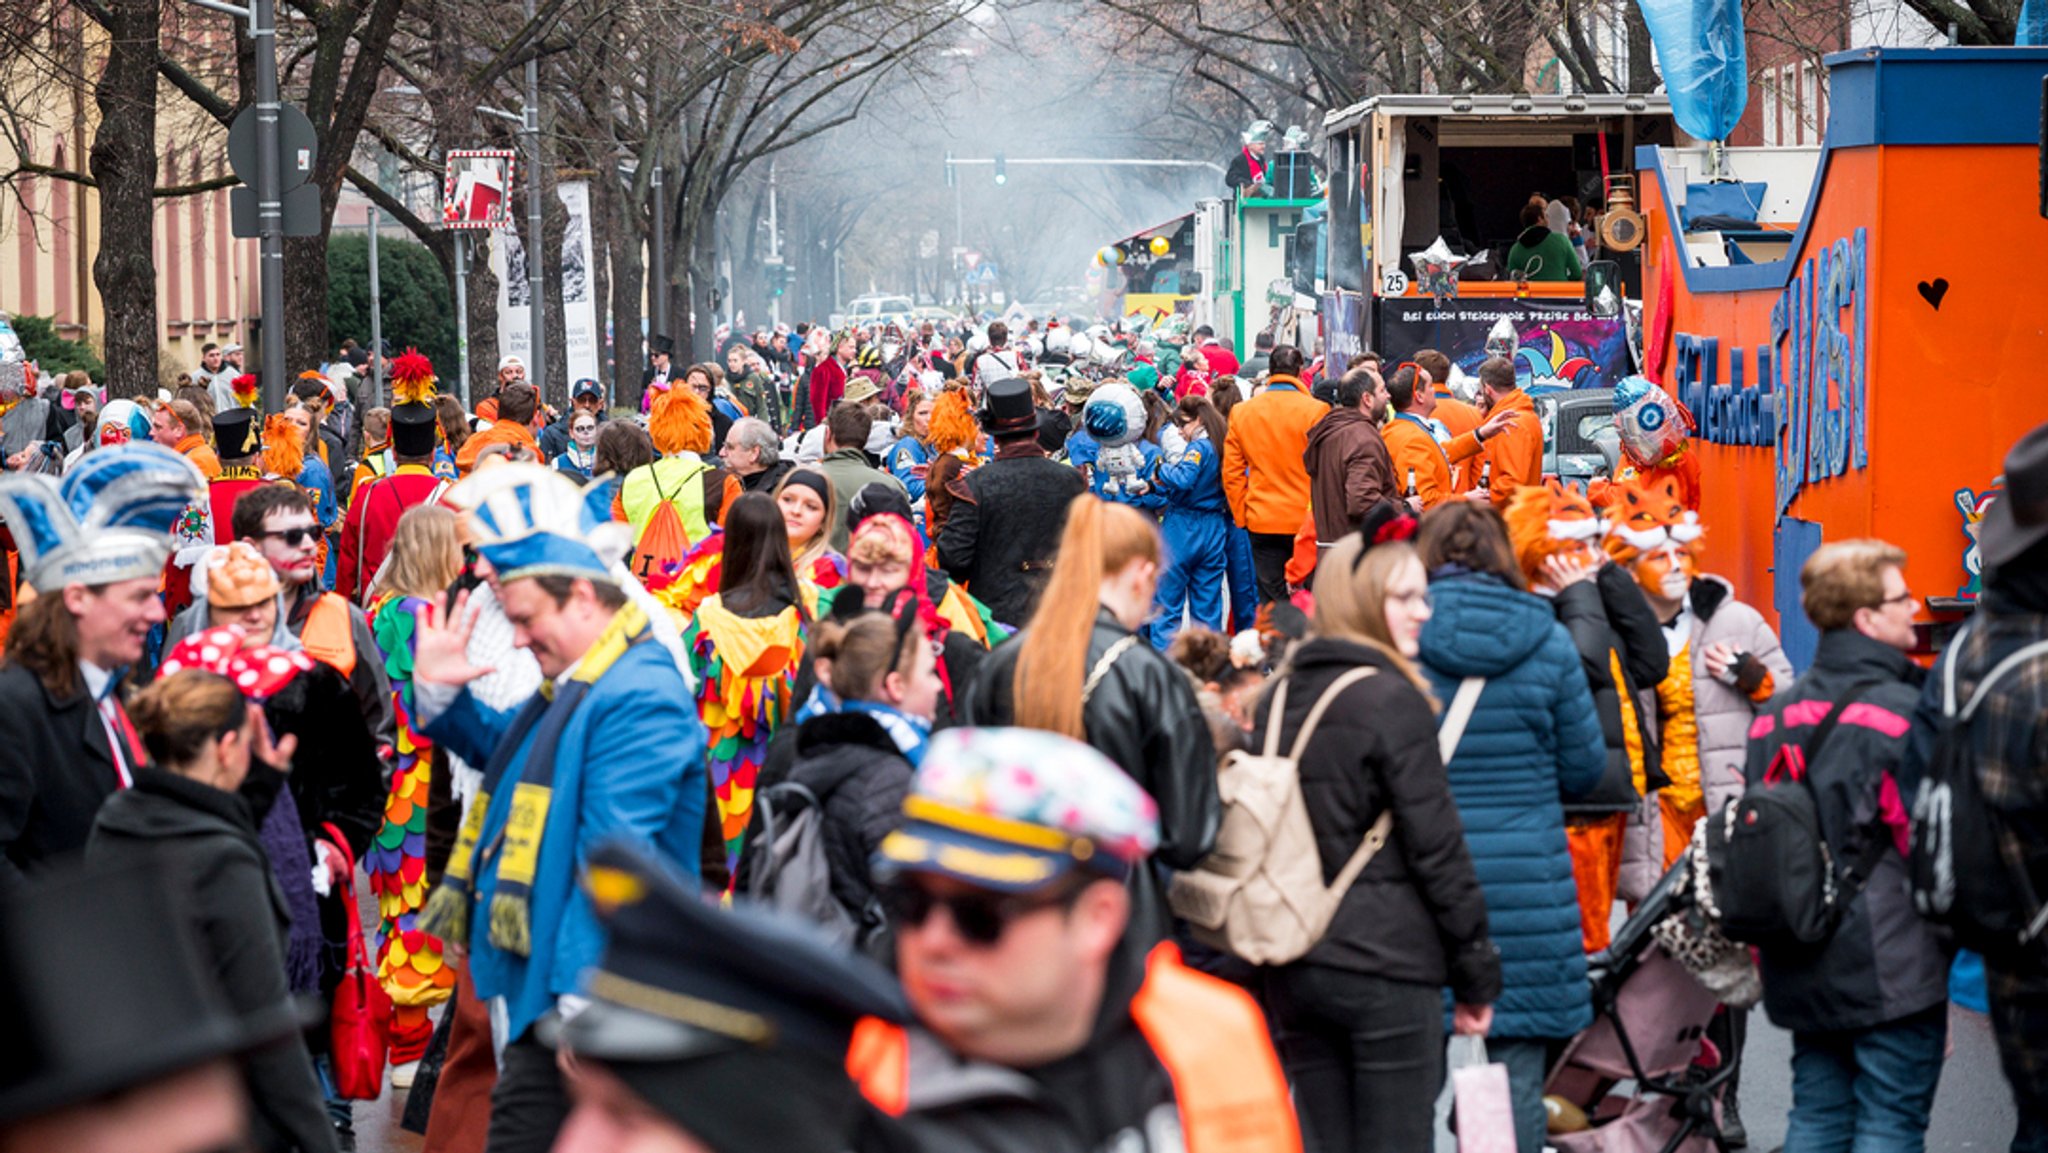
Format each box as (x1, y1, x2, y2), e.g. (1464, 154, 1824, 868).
(1170, 669, 1484, 965)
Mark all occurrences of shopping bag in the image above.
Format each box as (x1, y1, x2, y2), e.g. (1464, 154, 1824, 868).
(1449, 1035, 1517, 1153)
(324, 822, 392, 1100)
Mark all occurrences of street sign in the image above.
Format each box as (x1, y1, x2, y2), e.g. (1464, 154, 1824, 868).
(226, 104, 317, 190)
(442, 149, 518, 230)
(230, 182, 322, 238)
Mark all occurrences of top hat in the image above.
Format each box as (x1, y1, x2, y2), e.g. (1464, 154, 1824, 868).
(650, 335, 676, 357)
(979, 377, 1042, 437)
(213, 407, 261, 458)
(1982, 421, 2048, 570)
(0, 862, 298, 1124)
(391, 403, 439, 458)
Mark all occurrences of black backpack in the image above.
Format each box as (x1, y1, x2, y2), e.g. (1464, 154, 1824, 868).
(1909, 632, 2048, 957)
(738, 783, 885, 952)
(1708, 682, 1888, 947)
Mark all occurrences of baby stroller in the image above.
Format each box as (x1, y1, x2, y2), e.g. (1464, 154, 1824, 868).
(1543, 858, 1739, 1153)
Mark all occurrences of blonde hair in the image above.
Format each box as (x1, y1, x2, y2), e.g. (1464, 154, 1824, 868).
(1012, 495, 1161, 738)
(1801, 539, 1907, 631)
(1309, 536, 1435, 700)
(374, 504, 463, 600)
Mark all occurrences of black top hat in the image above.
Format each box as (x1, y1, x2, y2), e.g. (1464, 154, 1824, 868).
(212, 406, 260, 459)
(0, 862, 296, 1124)
(555, 842, 908, 1153)
(391, 402, 439, 458)
(1982, 421, 2048, 571)
(650, 335, 676, 357)
(979, 377, 1042, 437)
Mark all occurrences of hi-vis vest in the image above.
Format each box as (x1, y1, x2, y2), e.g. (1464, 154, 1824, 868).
(299, 592, 357, 680)
(848, 942, 1302, 1153)
(621, 458, 718, 542)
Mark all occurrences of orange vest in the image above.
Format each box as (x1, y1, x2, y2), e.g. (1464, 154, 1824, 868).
(849, 943, 1302, 1153)
(298, 592, 357, 680)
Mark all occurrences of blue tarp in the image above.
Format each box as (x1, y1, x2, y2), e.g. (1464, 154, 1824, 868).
(1636, 0, 1749, 141)
(2023, 0, 2046, 45)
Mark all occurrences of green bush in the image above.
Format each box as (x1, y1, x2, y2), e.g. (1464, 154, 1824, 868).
(10, 315, 105, 382)
(326, 232, 458, 383)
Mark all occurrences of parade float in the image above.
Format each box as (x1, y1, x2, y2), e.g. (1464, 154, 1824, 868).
(1634, 45, 2048, 668)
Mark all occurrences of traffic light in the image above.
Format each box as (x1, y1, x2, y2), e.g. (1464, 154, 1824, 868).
(993, 152, 1007, 186)
(767, 261, 795, 297)
(944, 150, 956, 189)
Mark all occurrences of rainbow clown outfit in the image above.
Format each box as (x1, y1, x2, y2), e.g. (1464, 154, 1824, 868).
(414, 464, 705, 1047)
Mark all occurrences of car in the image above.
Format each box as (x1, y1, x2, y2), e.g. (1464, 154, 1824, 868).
(843, 294, 915, 328)
(1536, 387, 1619, 489)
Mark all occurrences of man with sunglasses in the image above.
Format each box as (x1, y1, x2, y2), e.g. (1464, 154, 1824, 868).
(850, 727, 1302, 1153)
(228, 484, 395, 776)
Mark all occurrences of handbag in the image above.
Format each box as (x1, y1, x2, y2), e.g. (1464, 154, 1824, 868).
(1434, 1035, 1516, 1153)
(323, 822, 392, 1100)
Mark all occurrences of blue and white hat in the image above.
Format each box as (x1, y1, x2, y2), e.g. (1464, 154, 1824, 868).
(448, 463, 627, 584)
(0, 442, 205, 592)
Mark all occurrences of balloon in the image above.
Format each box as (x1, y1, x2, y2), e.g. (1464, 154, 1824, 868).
(1148, 235, 1171, 257)
(1612, 375, 1693, 468)
(1096, 246, 1124, 267)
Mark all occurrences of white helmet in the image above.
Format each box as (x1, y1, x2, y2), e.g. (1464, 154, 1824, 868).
(1044, 326, 1072, 355)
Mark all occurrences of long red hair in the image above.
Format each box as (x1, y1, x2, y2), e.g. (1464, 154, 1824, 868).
(1011, 495, 1160, 739)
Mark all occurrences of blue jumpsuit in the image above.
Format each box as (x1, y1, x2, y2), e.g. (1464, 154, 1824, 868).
(1148, 433, 1233, 650)
(1066, 429, 1164, 515)
(885, 435, 935, 534)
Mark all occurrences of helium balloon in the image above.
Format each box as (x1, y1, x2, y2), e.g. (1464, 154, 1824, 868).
(1148, 235, 1171, 257)
(1611, 375, 1693, 468)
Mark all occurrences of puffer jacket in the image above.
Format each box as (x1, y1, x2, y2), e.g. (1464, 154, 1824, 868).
(1257, 638, 1501, 1002)
(1741, 628, 1947, 1034)
(741, 710, 913, 933)
(1419, 573, 1606, 1039)
(1550, 567, 1669, 813)
(966, 610, 1221, 942)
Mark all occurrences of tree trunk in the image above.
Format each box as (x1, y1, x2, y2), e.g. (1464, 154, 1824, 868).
(284, 230, 332, 377)
(589, 176, 611, 404)
(541, 179, 569, 409)
(1627, 3, 1659, 96)
(685, 221, 718, 360)
(468, 233, 501, 403)
(90, 0, 159, 400)
(608, 183, 645, 410)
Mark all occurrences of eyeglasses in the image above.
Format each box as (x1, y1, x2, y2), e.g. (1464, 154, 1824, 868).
(259, 526, 318, 547)
(879, 878, 1083, 946)
(1880, 591, 1917, 608)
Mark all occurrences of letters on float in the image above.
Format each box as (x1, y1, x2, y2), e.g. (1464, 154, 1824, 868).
(1669, 227, 1869, 522)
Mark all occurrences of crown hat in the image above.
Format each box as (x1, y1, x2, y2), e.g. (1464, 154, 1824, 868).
(448, 463, 628, 585)
(0, 442, 206, 593)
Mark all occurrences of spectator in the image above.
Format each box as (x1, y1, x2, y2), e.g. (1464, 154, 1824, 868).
(474, 355, 525, 423)
(194, 342, 229, 406)
(1304, 365, 1397, 555)
(641, 335, 678, 409)
(816, 403, 906, 553)
(1221, 343, 1329, 606)
(808, 331, 854, 428)
(971, 322, 1021, 387)
(1262, 517, 1501, 1153)
(1415, 501, 1604, 1152)
(725, 345, 781, 430)
(936, 378, 1086, 627)
(885, 392, 937, 507)
(538, 379, 605, 462)
(552, 411, 599, 479)
(1382, 363, 1453, 510)
(152, 399, 222, 479)
(456, 382, 542, 476)
(1507, 197, 1583, 283)
(1744, 540, 1946, 1150)
(1444, 357, 1539, 508)
(1241, 330, 1276, 381)
(720, 416, 794, 495)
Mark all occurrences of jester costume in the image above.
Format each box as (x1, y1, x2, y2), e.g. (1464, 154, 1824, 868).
(655, 528, 846, 621)
(684, 593, 805, 882)
(366, 593, 455, 1062)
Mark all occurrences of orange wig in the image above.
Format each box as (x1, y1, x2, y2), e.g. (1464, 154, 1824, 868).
(262, 413, 305, 480)
(649, 384, 712, 456)
(1503, 479, 1607, 584)
(927, 386, 982, 460)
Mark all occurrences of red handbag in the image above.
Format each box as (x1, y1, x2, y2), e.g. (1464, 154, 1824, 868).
(323, 822, 391, 1100)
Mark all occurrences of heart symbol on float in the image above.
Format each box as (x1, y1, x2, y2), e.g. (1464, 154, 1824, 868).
(1917, 278, 1949, 310)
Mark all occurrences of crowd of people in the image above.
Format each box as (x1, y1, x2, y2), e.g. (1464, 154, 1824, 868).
(0, 314, 2044, 1153)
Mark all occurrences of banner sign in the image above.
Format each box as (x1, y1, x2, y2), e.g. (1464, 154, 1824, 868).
(558, 181, 600, 387)
(1376, 297, 1629, 391)
(1320, 291, 1368, 364)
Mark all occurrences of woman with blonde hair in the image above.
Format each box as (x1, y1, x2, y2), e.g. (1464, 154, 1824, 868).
(963, 493, 1218, 940)
(363, 504, 463, 1079)
(1257, 502, 1499, 1153)
(657, 466, 844, 619)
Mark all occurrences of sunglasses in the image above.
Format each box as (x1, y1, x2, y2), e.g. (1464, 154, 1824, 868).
(879, 877, 1084, 946)
(259, 526, 319, 547)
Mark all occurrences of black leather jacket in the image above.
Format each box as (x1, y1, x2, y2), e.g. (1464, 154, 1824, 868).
(1550, 565, 1671, 812)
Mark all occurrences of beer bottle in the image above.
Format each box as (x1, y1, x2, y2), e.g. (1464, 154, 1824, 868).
(1405, 467, 1418, 500)
(1478, 460, 1493, 498)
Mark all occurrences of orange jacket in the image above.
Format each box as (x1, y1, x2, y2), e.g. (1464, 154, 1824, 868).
(849, 942, 1302, 1153)
(1383, 414, 1451, 509)
(1445, 388, 1542, 508)
(175, 434, 222, 480)
(1221, 378, 1328, 535)
(454, 419, 540, 475)
(1434, 392, 1484, 491)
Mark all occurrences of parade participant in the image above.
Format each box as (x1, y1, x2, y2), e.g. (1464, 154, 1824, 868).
(1222, 343, 1329, 607)
(684, 363, 741, 453)
(642, 335, 678, 410)
(474, 355, 525, 423)
(1305, 365, 1396, 555)
(938, 377, 1086, 627)
(410, 463, 707, 1153)
(720, 416, 794, 496)
(338, 349, 449, 604)
(433, 394, 469, 479)
(269, 401, 341, 588)
(850, 725, 1301, 1152)
(1262, 514, 1500, 1153)
(0, 862, 301, 1153)
(1608, 375, 1702, 511)
(683, 491, 810, 888)
(1150, 393, 1235, 648)
(964, 494, 1219, 942)
(621, 385, 741, 589)
(1744, 541, 1946, 1150)
(151, 399, 222, 478)
(1382, 364, 1452, 510)
(810, 330, 854, 428)
(1068, 382, 1165, 515)
(920, 386, 983, 553)
(886, 391, 937, 506)
(456, 381, 542, 475)
(1415, 502, 1604, 1153)
(657, 466, 845, 619)
(1507, 197, 1582, 283)
(736, 604, 937, 947)
(555, 843, 912, 1153)
(1504, 481, 1668, 952)
(364, 506, 464, 1082)
(57, 375, 98, 460)
(538, 379, 605, 463)
(726, 344, 781, 430)
(351, 406, 393, 491)
(1443, 357, 1541, 508)
(207, 404, 268, 544)
(291, 375, 346, 480)
(0, 443, 205, 882)
(1412, 349, 1483, 457)
(89, 669, 339, 1153)
(1224, 119, 1274, 194)
(818, 403, 907, 552)
(971, 322, 1022, 388)
(551, 411, 599, 479)
(229, 484, 397, 773)
(0, 374, 64, 475)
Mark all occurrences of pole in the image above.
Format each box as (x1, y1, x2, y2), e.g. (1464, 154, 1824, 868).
(651, 165, 668, 342)
(832, 247, 842, 316)
(954, 180, 963, 307)
(524, 0, 546, 402)
(767, 160, 781, 328)
(367, 206, 384, 406)
(251, 0, 285, 412)
(454, 233, 471, 408)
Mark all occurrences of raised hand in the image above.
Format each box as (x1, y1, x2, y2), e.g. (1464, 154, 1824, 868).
(412, 589, 495, 687)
